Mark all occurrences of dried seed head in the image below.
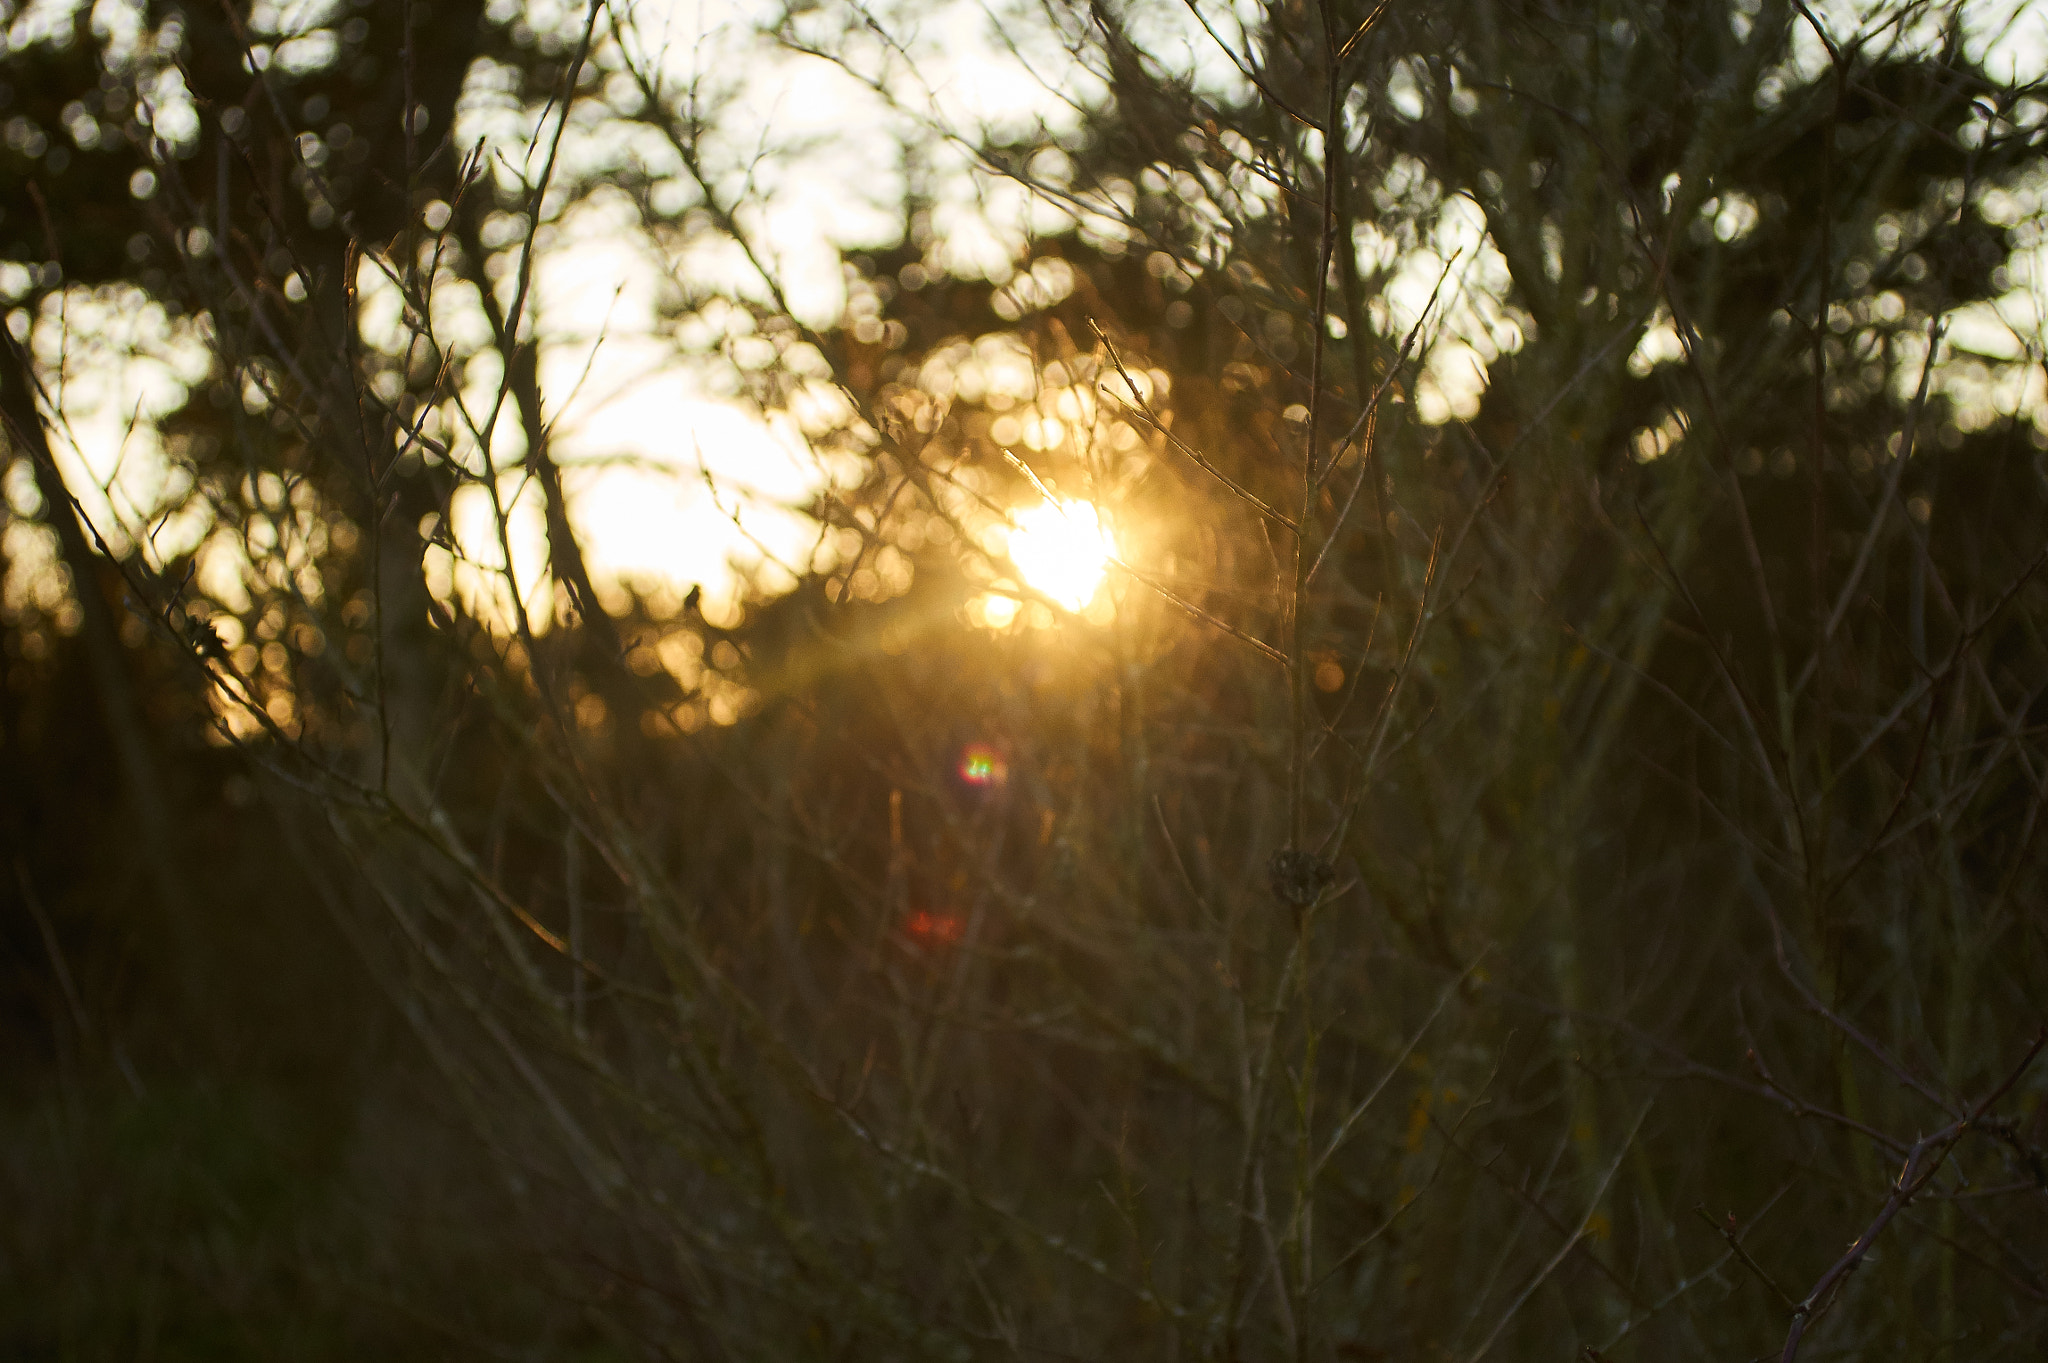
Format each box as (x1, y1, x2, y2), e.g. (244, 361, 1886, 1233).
(1267, 849, 1334, 908)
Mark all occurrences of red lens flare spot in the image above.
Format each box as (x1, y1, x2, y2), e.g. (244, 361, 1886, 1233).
(958, 743, 1007, 786)
(906, 911, 964, 944)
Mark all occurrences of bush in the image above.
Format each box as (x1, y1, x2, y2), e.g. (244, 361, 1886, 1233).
(5, 0, 2047, 1357)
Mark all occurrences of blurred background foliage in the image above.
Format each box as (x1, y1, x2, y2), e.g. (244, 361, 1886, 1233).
(4, 0, 2048, 1358)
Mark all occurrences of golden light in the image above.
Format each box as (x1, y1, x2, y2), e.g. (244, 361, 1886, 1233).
(1003, 499, 1116, 611)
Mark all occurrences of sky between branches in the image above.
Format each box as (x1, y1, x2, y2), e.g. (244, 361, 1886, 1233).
(7, 0, 2048, 633)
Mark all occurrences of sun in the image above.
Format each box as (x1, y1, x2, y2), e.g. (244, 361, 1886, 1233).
(1004, 499, 1117, 611)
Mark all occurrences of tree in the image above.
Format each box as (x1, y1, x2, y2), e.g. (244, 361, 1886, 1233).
(6, 0, 2048, 1357)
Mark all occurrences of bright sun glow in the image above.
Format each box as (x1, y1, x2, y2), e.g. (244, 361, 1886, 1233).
(1005, 499, 1116, 611)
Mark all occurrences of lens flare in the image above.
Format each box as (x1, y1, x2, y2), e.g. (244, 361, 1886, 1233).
(905, 911, 964, 944)
(959, 743, 1007, 786)
(1005, 499, 1115, 610)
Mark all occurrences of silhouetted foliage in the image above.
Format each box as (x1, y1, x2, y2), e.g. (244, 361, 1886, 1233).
(5, 0, 2048, 1358)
